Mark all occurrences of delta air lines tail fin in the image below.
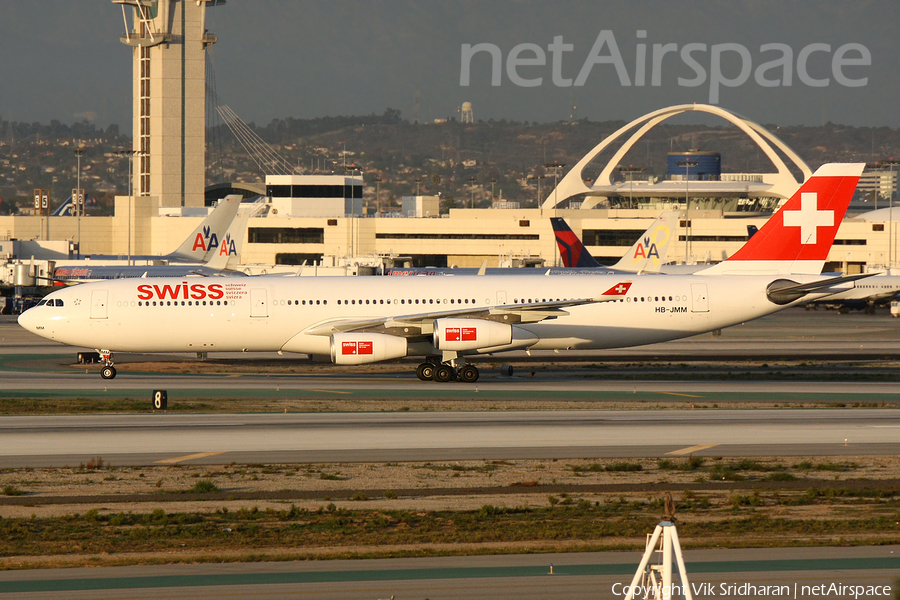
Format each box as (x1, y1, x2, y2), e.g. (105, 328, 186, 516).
(611, 211, 678, 273)
(698, 163, 864, 275)
(169, 195, 243, 262)
(551, 218, 600, 268)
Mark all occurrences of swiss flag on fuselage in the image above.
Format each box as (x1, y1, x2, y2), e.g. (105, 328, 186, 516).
(726, 164, 863, 263)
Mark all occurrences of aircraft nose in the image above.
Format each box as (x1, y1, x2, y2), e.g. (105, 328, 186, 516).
(17, 308, 37, 333)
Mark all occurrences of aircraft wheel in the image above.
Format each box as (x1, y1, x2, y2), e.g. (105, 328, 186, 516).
(459, 365, 479, 383)
(100, 366, 117, 380)
(416, 363, 435, 381)
(435, 364, 454, 382)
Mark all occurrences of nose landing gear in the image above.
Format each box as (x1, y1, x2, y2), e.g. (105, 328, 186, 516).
(98, 350, 117, 379)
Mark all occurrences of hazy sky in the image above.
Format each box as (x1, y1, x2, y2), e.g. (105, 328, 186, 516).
(0, 1, 897, 132)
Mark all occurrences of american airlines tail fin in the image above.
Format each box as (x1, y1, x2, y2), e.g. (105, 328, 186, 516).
(550, 218, 601, 268)
(203, 204, 251, 271)
(698, 163, 864, 275)
(611, 211, 679, 273)
(169, 195, 243, 262)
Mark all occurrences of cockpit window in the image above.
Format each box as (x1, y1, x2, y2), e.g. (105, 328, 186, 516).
(37, 299, 48, 306)
(55, 299, 64, 307)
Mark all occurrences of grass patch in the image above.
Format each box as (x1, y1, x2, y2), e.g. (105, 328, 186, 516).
(605, 462, 643, 472)
(190, 480, 220, 494)
(1, 485, 25, 496)
(708, 466, 745, 481)
(0, 500, 896, 561)
(658, 456, 705, 471)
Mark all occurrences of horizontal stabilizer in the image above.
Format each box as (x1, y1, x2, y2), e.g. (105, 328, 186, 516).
(766, 272, 876, 305)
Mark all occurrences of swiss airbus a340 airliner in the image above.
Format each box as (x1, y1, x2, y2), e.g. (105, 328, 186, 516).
(19, 164, 868, 383)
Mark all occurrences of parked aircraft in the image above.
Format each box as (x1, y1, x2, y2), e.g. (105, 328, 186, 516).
(18, 164, 869, 382)
(552, 215, 758, 273)
(805, 271, 900, 313)
(52, 196, 245, 283)
(382, 212, 681, 277)
(551, 212, 679, 272)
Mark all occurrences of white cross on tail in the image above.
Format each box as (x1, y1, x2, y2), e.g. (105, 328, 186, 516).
(782, 192, 833, 245)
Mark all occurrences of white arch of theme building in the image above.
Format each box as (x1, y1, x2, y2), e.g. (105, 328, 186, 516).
(543, 103, 812, 210)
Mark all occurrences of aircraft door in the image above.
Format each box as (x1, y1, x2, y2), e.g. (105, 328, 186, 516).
(497, 291, 507, 305)
(690, 283, 709, 313)
(90, 290, 108, 319)
(250, 288, 268, 318)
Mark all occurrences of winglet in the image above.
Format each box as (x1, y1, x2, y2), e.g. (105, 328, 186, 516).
(603, 282, 632, 296)
(698, 163, 864, 275)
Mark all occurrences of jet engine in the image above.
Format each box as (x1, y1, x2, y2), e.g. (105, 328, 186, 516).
(330, 332, 408, 365)
(433, 318, 512, 351)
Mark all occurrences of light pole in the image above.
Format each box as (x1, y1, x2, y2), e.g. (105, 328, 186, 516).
(414, 177, 422, 196)
(527, 174, 545, 209)
(489, 177, 497, 200)
(116, 149, 142, 265)
(544, 162, 566, 266)
(544, 162, 566, 213)
(374, 175, 382, 216)
(618, 166, 646, 209)
(676, 160, 698, 264)
(877, 159, 900, 268)
(468, 176, 477, 208)
(74, 147, 85, 259)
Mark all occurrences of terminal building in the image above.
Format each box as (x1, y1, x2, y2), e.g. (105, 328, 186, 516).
(1, 104, 898, 278)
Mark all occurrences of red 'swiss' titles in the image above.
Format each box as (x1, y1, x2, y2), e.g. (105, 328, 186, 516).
(136, 282, 225, 301)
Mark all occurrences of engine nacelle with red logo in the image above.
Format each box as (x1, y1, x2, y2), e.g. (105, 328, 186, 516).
(432, 318, 512, 351)
(330, 332, 408, 365)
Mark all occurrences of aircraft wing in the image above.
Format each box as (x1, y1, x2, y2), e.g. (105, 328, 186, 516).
(303, 290, 628, 338)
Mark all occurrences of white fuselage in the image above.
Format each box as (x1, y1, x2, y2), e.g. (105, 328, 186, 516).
(18, 272, 823, 358)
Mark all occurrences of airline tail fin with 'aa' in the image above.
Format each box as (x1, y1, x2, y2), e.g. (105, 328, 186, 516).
(169, 195, 242, 263)
(203, 205, 251, 271)
(611, 211, 678, 273)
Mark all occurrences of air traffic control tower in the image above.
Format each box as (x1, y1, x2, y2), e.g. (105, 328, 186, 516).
(113, 0, 222, 209)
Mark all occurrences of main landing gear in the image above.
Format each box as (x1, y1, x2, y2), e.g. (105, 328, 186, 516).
(415, 357, 479, 383)
(98, 350, 117, 380)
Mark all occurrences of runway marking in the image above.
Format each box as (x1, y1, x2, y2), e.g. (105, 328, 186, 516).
(667, 444, 719, 456)
(658, 392, 703, 398)
(306, 389, 351, 395)
(155, 452, 225, 464)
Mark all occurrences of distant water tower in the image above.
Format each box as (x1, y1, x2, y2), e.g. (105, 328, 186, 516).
(461, 102, 474, 124)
